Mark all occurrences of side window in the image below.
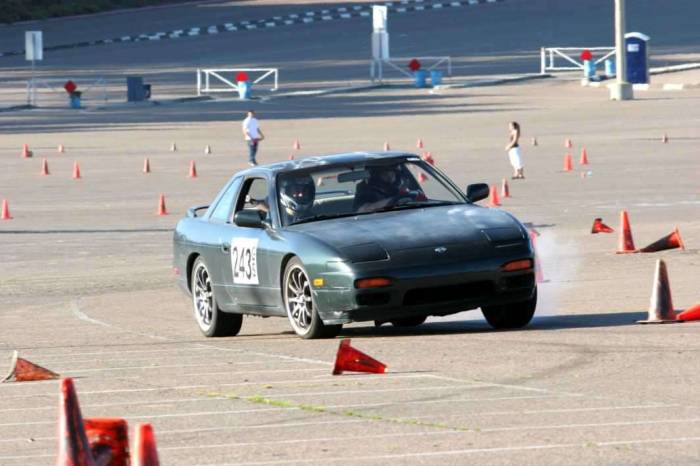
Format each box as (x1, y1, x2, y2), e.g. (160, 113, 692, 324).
(237, 178, 270, 220)
(210, 178, 242, 223)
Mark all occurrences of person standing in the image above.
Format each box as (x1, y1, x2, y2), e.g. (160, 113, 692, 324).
(242, 110, 264, 166)
(505, 121, 523, 179)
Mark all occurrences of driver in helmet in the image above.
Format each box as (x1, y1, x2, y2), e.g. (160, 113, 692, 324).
(353, 165, 403, 212)
(279, 174, 316, 225)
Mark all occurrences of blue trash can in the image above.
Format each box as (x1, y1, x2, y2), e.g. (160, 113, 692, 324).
(237, 81, 251, 99)
(69, 91, 82, 109)
(604, 59, 615, 78)
(583, 60, 595, 79)
(414, 70, 427, 88)
(430, 70, 443, 86)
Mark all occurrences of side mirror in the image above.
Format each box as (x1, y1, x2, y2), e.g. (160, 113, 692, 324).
(233, 209, 266, 228)
(466, 183, 490, 203)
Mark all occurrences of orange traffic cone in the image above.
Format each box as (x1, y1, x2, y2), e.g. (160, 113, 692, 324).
(132, 423, 160, 466)
(639, 228, 685, 253)
(289, 153, 295, 160)
(564, 138, 572, 149)
(72, 161, 81, 180)
(616, 210, 636, 253)
(157, 194, 167, 216)
(293, 139, 301, 150)
(591, 218, 614, 234)
(170, 142, 177, 152)
(204, 145, 212, 154)
(528, 230, 545, 283)
(579, 147, 589, 165)
(56, 378, 96, 466)
(417, 172, 427, 183)
(488, 185, 501, 207)
(531, 137, 538, 146)
(2, 350, 59, 383)
(58, 144, 65, 153)
(41, 158, 50, 176)
(563, 153, 573, 171)
(638, 259, 677, 323)
(332, 339, 387, 375)
(421, 151, 435, 165)
(83, 418, 130, 466)
(383, 141, 390, 151)
(501, 178, 510, 198)
(188, 160, 197, 178)
(678, 303, 700, 322)
(143, 158, 151, 174)
(416, 138, 424, 149)
(662, 133, 669, 144)
(1, 199, 11, 220)
(21, 144, 32, 158)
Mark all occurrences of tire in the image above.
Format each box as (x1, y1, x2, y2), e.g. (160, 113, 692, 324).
(481, 288, 537, 330)
(283, 257, 341, 339)
(191, 257, 243, 337)
(390, 316, 427, 327)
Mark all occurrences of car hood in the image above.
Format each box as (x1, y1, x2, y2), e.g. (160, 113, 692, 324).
(288, 205, 526, 260)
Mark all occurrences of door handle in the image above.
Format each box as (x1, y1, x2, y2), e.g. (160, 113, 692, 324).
(220, 243, 230, 254)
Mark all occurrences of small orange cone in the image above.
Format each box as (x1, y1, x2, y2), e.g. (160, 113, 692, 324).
(564, 138, 572, 149)
(188, 160, 197, 178)
(204, 145, 212, 155)
(488, 185, 501, 207)
(58, 144, 65, 153)
(170, 142, 177, 152)
(591, 218, 614, 234)
(662, 133, 669, 143)
(41, 158, 50, 176)
(332, 339, 387, 375)
(501, 178, 510, 198)
(638, 259, 677, 323)
(531, 137, 538, 146)
(83, 418, 130, 466)
(416, 138, 424, 149)
(2, 350, 59, 383)
(417, 172, 427, 183)
(157, 194, 167, 216)
(579, 147, 589, 165)
(72, 161, 82, 180)
(616, 210, 636, 253)
(56, 378, 96, 466)
(563, 153, 573, 171)
(143, 158, 150, 174)
(131, 423, 160, 466)
(289, 153, 295, 160)
(21, 144, 32, 158)
(678, 303, 700, 322)
(528, 229, 545, 283)
(293, 139, 301, 150)
(1, 199, 11, 220)
(421, 151, 435, 165)
(383, 141, 390, 151)
(639, 228, 685, 253)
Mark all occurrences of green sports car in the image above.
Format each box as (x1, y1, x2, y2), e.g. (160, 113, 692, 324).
(173, 152, 537, 339)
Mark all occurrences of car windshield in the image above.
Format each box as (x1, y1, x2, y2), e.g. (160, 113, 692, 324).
(276, 159, 466, 226)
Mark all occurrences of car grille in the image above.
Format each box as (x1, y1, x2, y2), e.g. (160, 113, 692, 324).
(403, 281, 495, 306)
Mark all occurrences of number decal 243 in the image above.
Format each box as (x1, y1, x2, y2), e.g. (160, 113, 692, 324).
(230, 238, 259, 285)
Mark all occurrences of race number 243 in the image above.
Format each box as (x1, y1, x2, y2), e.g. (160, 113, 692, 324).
(231, 237, 259, 285)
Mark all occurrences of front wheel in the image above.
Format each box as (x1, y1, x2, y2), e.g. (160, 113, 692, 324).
(481, 288, 537, 330)
(283, 257, 341, 339)
(191, 257, 243, 337)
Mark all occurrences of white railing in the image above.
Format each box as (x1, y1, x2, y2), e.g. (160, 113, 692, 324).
(27, 77, 108, 106)
(540, 47, 615, 74)
(371, 56, 452, 83)
(196, 68, 279, 95)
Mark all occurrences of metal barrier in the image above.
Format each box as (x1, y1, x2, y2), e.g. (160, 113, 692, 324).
(196, 68, 279, 95)
(27, 77, 108, 106)
(371, 56, 452, 83)
(540, 47, 615, 74)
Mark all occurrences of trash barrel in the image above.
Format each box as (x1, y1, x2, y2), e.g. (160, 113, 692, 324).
(604, 59, 615, 78)
(237, 81, 251, 99)
(430, 70, 443, 86)
(583, 60, 595, 79)
(69, 91, 82, 109)
(414, 70, 427, 88)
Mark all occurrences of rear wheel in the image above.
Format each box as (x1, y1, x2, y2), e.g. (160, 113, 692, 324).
(283, 257, 341, 339)
(192, 257, 243, 337)
(481, 288, 537, 330)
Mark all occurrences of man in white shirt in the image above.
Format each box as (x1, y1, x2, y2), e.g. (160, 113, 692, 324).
(242, 110, 264, 166)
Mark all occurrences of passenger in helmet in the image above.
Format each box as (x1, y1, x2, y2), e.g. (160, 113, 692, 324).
(279, 174, 316, 224)
(353, 165, 403, 212)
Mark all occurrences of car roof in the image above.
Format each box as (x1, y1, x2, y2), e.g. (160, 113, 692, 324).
(238, 151, 419, 177)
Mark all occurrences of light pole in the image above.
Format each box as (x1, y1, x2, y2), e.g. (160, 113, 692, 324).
(610, 0, 633, 100)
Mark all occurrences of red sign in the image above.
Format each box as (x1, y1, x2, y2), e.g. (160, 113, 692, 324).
(408, 59, 421, 71)
(235, 72, 249, 82)
(580, 50, 593, 61)
(64, 80, 77, 94)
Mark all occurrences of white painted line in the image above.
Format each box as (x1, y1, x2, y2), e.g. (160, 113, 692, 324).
(264, 385, 466, 398)
(0, 396, 230, 413)
(477, 417, 700, 433)
(181, 368, 328, 377)
(424, 374, 574, 395)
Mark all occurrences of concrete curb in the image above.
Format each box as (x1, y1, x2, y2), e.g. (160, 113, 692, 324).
(650, 63, 700, 75)
(0, 104, 35, 113)
(260, 84, 384, 101)
(433, 73, 552, 90)
(582, 81, 700, 91)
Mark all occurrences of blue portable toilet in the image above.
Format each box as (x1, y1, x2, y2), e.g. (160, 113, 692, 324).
(625, 32, 650, 84)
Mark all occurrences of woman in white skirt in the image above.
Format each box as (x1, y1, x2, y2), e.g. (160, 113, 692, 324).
(505, 121, 524, 179)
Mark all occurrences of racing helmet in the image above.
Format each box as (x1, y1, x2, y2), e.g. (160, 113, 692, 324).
(279, 174, 316, 216)
(368, 165, 401, 196)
